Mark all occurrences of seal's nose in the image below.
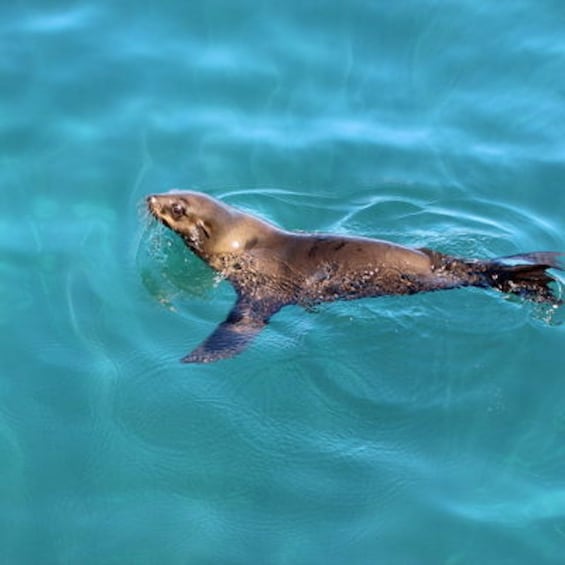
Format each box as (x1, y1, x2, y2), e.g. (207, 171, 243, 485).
(146, 195, 158, 211)
(146, 195, 161, 218)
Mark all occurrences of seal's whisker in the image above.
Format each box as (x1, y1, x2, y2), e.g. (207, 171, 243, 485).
(138, 198, 161, 229)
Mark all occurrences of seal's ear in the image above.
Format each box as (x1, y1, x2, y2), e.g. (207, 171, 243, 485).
(197, 219, 211, 239)
(181, 295, 282, 363)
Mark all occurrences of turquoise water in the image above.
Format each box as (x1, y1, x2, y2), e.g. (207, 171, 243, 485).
(2, 0, 565, 562)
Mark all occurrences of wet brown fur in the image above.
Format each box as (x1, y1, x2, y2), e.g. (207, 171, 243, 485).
(146, 191, 563, 363)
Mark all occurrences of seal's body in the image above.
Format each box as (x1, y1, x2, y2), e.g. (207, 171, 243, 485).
(146, 191, 563, 363)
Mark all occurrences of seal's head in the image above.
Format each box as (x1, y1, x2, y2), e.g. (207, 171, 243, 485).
(146, 190, 234, 255)
(146, 189, 278, 261)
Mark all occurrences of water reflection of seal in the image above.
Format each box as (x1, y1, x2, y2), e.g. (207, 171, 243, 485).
(146, 190, 563, 364)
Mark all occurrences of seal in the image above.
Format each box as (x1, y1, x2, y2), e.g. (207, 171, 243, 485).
(146, 190, 563, 363)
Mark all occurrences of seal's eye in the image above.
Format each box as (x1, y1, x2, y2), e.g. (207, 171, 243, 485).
(170, 202, 185, 219)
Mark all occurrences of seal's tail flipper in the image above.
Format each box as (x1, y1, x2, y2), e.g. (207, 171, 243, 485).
(182, 295, 282, 364)
(478, 252, 564, 304)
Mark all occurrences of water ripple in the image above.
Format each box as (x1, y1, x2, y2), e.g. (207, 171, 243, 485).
(3, 0, 565, 561)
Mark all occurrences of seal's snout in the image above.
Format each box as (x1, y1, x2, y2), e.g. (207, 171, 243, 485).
(146, 195, 161, 212)
(146, 195, 162, 221)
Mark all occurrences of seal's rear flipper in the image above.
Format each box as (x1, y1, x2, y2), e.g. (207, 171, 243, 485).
(480, 252, 564, 304)
(181, 295, 282, 364)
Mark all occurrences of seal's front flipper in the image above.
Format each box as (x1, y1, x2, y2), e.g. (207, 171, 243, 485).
(181, 296, 282, 364)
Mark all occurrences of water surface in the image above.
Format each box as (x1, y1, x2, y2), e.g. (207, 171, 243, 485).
(2, 1, 565, 563)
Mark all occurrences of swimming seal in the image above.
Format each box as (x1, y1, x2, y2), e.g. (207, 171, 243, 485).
(146, 190, 563, 364)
